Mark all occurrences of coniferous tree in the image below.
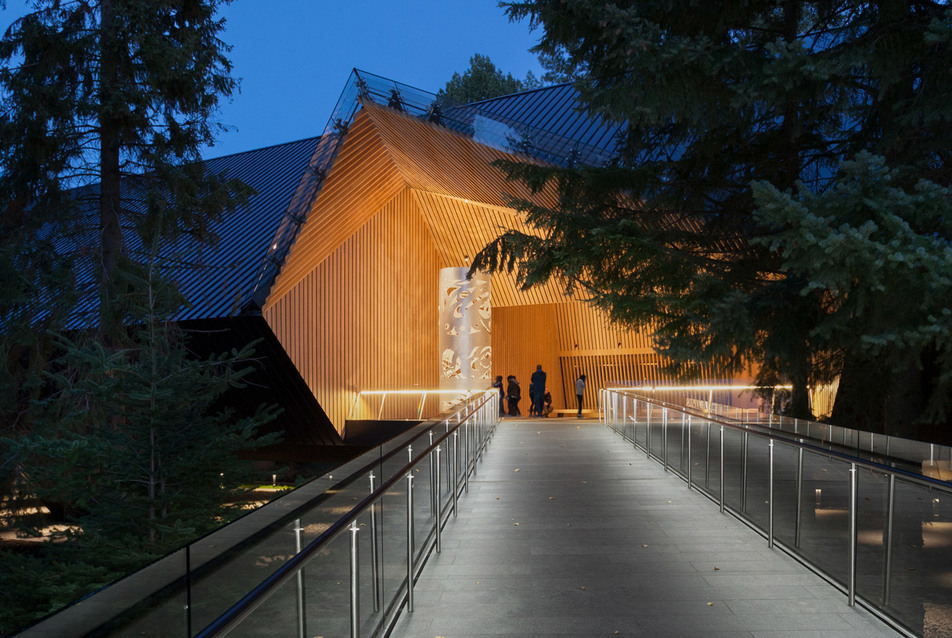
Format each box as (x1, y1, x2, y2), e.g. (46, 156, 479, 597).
(439, 53, 541, 104)
(473, 1, 952, 434)
(0, 1, 280, 629)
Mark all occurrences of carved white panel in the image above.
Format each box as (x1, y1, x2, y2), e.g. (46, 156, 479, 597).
(438, 267, 491, 391)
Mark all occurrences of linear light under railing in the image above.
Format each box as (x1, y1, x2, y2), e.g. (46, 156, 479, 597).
(608, 384, 793, 392)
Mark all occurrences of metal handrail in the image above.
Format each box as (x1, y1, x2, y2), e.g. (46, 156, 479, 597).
(346, 388, 478, 421)
(17, 391, 496, 638)
(196, 391, 499, 637)
(600, 387, 950, 638)
(605, 385, 952, 472)
(604, 389, 949, 486)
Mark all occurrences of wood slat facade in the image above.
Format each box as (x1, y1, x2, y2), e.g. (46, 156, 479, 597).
(263, 101, 684, 434)
(264, 188, 442, 431)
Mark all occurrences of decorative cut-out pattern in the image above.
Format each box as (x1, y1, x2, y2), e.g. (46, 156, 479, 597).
(439, 267, 491, 388)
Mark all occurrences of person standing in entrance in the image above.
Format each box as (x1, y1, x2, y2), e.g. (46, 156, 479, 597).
(492, 375, 506, 416)
(576, 374, 587, 418)
(506, 375, 521, 416)
(530, 364, 546, 418)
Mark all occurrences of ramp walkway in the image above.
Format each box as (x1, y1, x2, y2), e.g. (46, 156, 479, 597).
(391, 417, 897, 637)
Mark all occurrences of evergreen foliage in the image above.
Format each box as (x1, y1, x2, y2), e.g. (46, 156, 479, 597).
(439, 53, 541, 104)
(473, 1, 952, 431)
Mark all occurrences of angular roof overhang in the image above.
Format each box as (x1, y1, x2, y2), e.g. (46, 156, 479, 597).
(265, 100, 574, 310)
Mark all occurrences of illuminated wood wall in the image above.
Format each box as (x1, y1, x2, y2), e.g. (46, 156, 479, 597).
(492, 301, 677, 412)
(264, 188, 442, 434)
(260, 102, 710, 433)
(492, 304, 564, 411)
(556, 302, 658, 410)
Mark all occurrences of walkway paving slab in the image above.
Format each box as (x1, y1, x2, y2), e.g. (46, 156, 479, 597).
(390, 418, 899, 637)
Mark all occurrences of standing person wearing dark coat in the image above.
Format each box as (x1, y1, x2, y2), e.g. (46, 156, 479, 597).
(576, 374, 587, 417)
(492, 375, 506, 415)
(530, 364, 546, 418)
(506, 375, 521, 416)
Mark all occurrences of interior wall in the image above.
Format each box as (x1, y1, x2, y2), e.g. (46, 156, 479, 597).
(556, 302, 658, 411)
(493, 304, 564, 411)
(264, 188, 441, 434)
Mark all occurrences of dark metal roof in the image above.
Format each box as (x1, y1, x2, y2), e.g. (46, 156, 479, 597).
(463, 83, 623, 158)
(249, 72, 624, 310)
(173, 136, 322, 320)
(51, 72, 622, 328)
(53, 136, 322, 328)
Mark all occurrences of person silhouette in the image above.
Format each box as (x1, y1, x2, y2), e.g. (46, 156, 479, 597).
(530, 364, 546, 418)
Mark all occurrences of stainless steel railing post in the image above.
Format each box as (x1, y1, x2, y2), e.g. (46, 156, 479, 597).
(600, 389, 605, 425)
(295, 518, 305, 638)
(406, 472, 415, 612)
(687, 416, 693, 490)
(349, 520, 360, 638)
(476, 407, 484, 465)
(719, 426, 725, 513)
(663, 408, 669, 472)
(625, 398, 631, 446)
(452, 431, 459, 518)
(795, 448, 803, 548)
(848, 463, 857, 606)
(435, 446, 443, 554)
(742, 431, 749, 513)
(612, 391, 618, 431)
(464, 421, 470, 494)
(705, 421, 711, 488)
(646, 402, 652, 458)
(883, 473, 895, 606)
(369, 474, 381, 613)
(768, 439, 775, 549)
(681, 412, 686, 472)
(429, 431, 436, 514)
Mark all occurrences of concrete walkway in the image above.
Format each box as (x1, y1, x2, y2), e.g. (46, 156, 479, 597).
(390, 418, 899, 637)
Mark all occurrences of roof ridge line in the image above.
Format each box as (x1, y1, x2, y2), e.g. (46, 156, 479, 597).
(204, 135, 323, 163)
(462, 81, 573, 107)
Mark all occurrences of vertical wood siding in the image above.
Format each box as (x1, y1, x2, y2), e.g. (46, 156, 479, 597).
(267, 109, 407, 305)
(554, 301, 726, 410)
(264, 188, 441, 434)
(261, 102, 747, 430)
(413, 189, 569, 307)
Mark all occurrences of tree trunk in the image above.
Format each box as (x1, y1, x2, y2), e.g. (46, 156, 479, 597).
(98, 0, 123, 344)
(789, 367, 812, 421)
(831, 353, 888, 434)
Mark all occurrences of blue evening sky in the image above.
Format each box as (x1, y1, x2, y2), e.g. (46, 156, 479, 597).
(0, 1, 544, 158)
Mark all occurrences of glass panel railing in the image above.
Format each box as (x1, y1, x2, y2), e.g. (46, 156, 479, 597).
(19, 391, 499, 638)
(721, 427, 746, 513)
(741, 430, 772, 531)
(378, 480, 410, 630)
(610, 385, 952, 478)
(768, 441, 806, 555)
(854, 468, 890, 612)
(89, 548, 190, 637)
(187, 518, 299, 632)
(189, 391, 499, 637)
(603, 387, 952, 637)
(796, 450, 852, 586)
(880, 478, 952, 636)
